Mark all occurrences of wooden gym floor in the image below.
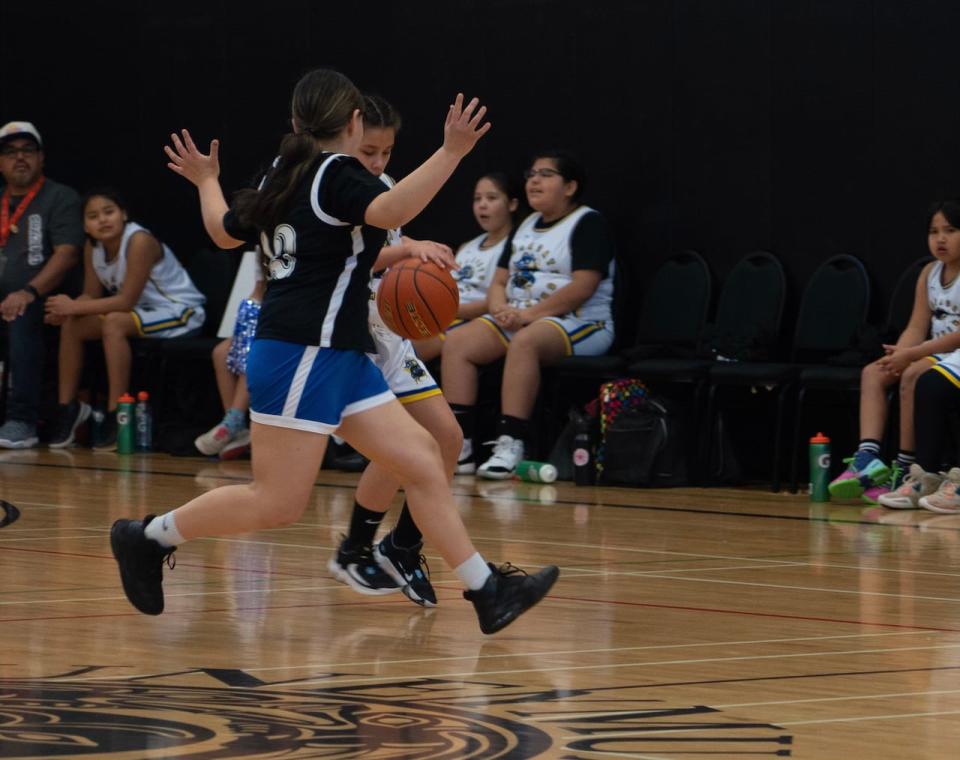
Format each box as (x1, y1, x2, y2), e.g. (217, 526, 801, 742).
(1, 449, 959, 759)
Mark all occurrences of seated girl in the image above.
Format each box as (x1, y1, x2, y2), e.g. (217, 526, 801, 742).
(45, 188, 205, 449)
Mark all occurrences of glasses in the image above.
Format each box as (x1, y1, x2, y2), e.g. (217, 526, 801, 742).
(524, 168, 562, 179)
(0, 145, 40, 158)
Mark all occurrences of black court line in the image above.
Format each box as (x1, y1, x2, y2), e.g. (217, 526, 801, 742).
(3, 459, 959, 532)
(0, 500, 20, 529)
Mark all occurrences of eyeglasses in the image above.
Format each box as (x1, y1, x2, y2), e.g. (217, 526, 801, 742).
(524, 168, 562, 179)
(0, 144, 40, 158)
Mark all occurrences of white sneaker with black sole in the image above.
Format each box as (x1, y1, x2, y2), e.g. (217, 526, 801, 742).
(477, 435, 524, 480)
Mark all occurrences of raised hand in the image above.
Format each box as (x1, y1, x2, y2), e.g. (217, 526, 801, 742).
(164, 129, 221, 187)
(442, 94, 491, 159)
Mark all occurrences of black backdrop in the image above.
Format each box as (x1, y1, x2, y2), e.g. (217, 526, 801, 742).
(3, 0, 959, 335)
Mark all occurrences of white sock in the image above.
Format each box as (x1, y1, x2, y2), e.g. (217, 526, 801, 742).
(456, 552, 492, 590)
(144, 510, 185, 548)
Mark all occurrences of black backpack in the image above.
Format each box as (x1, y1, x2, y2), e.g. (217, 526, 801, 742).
(596, 380, 687, 487)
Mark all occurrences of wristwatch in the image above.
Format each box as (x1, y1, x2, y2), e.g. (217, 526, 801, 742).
(23, 284, 40, 299)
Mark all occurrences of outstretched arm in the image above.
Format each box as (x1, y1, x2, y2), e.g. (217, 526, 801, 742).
(365, 94, 490, 230)
(164, 130, 245, 250)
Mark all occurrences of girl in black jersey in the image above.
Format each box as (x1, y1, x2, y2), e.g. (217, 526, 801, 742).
(108, 68, 558, 635)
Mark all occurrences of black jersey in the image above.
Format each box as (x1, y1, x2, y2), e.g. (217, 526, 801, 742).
(224, 152, 389, 351)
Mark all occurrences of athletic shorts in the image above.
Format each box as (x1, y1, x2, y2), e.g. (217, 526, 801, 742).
(932, 351, 960, 388)
(367, 292, 441, 405)
(247, 339, 394, 434)
(131, 303, 205, 338)
(477, 314, 614, 357)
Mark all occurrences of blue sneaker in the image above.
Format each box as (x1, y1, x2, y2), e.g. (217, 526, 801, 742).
(0, 419, 38, 449)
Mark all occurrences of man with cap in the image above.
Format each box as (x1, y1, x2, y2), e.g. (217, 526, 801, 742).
(0, 121, 84, 448)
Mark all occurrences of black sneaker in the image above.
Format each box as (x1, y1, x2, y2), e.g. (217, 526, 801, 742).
(464, 562, 559, 635)
(48, 400, 91, 449)
(327, 538, 401, 595)
(375, 533, 437, 607)
(94, 411, 118, 451)
(110, 515, 177, 615)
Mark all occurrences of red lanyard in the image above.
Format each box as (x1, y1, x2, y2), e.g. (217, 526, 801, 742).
(0, 176, 45, 247)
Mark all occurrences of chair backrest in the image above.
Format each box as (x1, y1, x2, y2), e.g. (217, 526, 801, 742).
(182, 248, 243, 338)
(886, 256, 931, 334)
(634, 250, 712, 350)
(712, 251, 786, 354)
(793, 254, 870, 361)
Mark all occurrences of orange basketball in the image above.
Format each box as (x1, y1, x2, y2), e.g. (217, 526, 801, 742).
(376, 259, 460, 340)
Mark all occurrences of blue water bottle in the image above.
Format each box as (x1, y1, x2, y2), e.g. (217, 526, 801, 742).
(135, 391, 153, 452)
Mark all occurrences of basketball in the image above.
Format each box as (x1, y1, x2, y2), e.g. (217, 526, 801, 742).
(376, 259, 459, 340)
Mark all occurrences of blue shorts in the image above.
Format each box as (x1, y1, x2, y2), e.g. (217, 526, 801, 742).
(247, 339, 394, 434)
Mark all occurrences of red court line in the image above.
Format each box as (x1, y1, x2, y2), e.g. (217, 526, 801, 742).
(550, 594, 960, 633)
(0, 545, 318, 578)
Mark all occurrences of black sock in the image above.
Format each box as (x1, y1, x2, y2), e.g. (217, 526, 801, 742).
(346, 501, 385, 548)
(450, 403, 476, 440)
(497, 414, 529, 443)
(391, 501, 423, 549)
(896, 450, 916, 471)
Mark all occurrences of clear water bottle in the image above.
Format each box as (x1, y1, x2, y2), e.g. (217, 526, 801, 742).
(135, 391, 153, 452)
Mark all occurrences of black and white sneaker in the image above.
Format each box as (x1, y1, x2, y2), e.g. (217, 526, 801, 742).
(110, 515, 177, 615)
(456, 438, 476, 475)
(328, 538, 401, 595)
(464, 562, 559, 634)
(48, 400, 91, 448)
(477, 435, 524, 480)
(375, 533, 437, 607)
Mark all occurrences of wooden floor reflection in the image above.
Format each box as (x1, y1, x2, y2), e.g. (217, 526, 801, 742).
(2, 448, 960, 758)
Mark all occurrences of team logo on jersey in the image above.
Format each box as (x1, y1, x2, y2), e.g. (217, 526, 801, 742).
(403, 359, 427, 383)
(263, 224, 297, 280)
(453, 263, 473, 282)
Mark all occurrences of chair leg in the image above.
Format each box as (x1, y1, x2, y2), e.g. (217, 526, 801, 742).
(789, 385, 808, 494)
(772, 383, 793, 493)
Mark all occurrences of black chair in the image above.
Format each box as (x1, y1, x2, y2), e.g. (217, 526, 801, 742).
(786, 255, 930, 490)
(629, 251, 785, 480)
(707, 254, 870, 491)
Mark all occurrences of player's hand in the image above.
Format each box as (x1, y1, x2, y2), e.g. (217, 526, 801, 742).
(44, 294, 76, 317)
(404, 238, 457, 269)
(165, 129, 221, 187)
(442, 94, 491, 159)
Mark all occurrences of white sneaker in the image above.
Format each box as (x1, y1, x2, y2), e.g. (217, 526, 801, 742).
(477, 435, 524, 480)
(194, 423, 233, 456)
(456, 438, 476, 474)
(877, 464, 942, 509)
(919, 468, 960, 514)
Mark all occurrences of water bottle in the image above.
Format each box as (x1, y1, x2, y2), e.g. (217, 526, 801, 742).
(91, 406, 105, 445)
(572, 419, 596, 486)
(116, 393, 135, 455)
(809, 432, 831, 502)
(516, 460, 558, 483)
(135, 391, 153, 452)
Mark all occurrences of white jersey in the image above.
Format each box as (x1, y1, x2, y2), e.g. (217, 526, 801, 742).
(928, 261, 960, 338)
(91, 222, 205, 311)
(452, 233, 505, 305)
(505, 206, 613, 322)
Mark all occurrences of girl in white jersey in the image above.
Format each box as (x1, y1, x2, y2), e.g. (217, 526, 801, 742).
(44, 188, 205, 450)
(829, 200, 960, 505)
(107, 69, 557, 635)
(442, 150, 616, 478)
(327, 94, 464, 607)
(413, 171, 520, 363)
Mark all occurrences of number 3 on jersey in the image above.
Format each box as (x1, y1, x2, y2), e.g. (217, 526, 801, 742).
(261, 224, 297, 280)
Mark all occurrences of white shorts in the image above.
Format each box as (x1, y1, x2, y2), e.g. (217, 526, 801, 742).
(367, 294, 441, 405)
(932, 351, 960, 388)
(477, 314, 614, 357)
(132, 303, 205, 338)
